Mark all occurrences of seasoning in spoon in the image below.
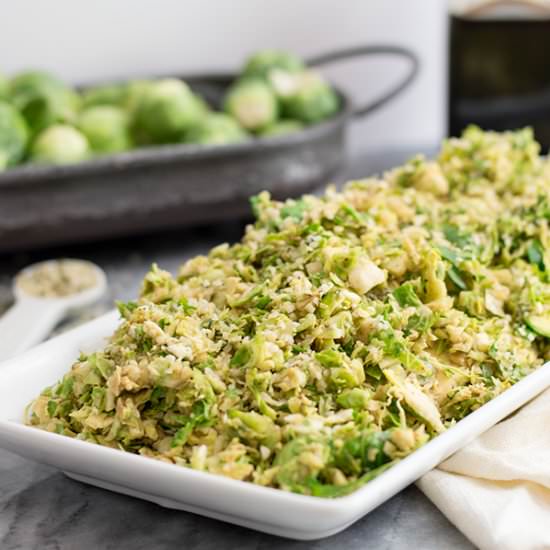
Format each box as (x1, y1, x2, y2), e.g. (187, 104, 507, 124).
(16, 259, 98, 298)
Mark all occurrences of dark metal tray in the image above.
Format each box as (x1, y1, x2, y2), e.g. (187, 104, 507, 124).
(0, 45, 418, 253)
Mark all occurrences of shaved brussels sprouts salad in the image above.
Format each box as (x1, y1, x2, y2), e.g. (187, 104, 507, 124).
(28, 127, 550, 497)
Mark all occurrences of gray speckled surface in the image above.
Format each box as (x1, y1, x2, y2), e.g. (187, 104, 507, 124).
(0, 449, 471, 550)
(0, 149, 474, 550)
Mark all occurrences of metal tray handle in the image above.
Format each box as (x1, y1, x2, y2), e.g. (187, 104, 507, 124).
(307, 44, 420, 119)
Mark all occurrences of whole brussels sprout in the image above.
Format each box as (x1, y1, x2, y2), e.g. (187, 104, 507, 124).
(83, 80, 154, 113)
(82, 83, 128, 109)
(258, 119, 304, 138)
(132, 79, 205, 144)
(186, 113, 248, 145)
(279, 70, 339, 124)
(0, 74, 8, 100)
(124, 79, 154, 113)
(0, 101, 29, 170)
(191, 93, 211, 117)
(78, 105, 131, 154)
(243, 50, 305, 80)
(9, 71, 80, 135)
(224, 79, 278, 132)
(31, 124, 90, 165)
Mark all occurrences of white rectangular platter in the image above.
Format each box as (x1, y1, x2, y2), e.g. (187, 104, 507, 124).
(1, 310, 550, 540)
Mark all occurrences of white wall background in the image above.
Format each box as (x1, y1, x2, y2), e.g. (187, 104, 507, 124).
(0, 0, 447, 152)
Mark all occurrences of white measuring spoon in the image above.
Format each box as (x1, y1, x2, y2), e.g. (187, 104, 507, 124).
(0, 259, 107, 361)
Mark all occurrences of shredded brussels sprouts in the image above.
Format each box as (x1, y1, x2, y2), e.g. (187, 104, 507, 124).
(28, 127, 550, 497)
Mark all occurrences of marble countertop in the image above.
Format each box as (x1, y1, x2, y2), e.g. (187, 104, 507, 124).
(0, 149, 474, 550)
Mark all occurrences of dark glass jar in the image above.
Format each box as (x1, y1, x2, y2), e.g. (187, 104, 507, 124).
(449, 1, 550, 148)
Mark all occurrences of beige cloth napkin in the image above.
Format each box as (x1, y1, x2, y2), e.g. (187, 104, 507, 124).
(417, 388, 550, 550)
